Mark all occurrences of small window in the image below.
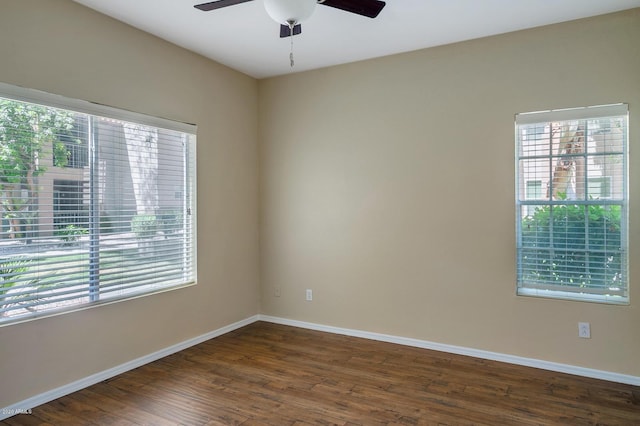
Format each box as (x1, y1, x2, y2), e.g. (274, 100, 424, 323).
(515, 104, 628, 303)
(587, 176, 612, 199)
(525, 180, 543, 216)
(52, 115, 88, 169)
(0, 83, 197, 324)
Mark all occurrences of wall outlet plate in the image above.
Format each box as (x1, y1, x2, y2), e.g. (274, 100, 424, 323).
(305, 289, 313, 301)
(578, 322, 591, 338)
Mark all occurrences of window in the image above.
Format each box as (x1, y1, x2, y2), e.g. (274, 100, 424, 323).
(0, 83, 196, 324)
(515, 104, 628, 303)
(525, 180, 543, 216)
(587, 176, 612, 199)
(53, 115, 88, 168)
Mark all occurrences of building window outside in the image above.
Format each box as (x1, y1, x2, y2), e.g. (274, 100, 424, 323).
(53, 179, 88, 229)
(525, 180, 543, 217)
(587, 176, 612, 199)
(53, 115, 89, 169)
(515, 104, 628, 304)
(0, 83, 197, 324)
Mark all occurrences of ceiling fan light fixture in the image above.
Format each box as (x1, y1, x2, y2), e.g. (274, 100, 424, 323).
(264, 0, 317, 26)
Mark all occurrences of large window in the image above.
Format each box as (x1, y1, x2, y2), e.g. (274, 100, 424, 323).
(515, 104, 628, 303)
(0, 83, 196, 324)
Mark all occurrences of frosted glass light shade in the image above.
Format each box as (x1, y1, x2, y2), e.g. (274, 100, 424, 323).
(264, 0, 317, 25)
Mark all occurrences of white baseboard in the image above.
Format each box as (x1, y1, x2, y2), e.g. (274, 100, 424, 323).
(0, 315, 259, 421)
(4, 313, 638, 420)
(258, 315, 640, 387)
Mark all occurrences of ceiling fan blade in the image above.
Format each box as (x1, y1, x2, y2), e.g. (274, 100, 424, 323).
(194, 0, 254, 12)
(319, 0, 386, 18)
(280, 24, 302, 38)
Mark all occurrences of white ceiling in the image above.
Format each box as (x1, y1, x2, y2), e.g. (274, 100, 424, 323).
(72, 0, 640, 79)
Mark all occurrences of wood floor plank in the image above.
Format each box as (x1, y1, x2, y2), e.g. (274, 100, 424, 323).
(2, 321, 639, 425)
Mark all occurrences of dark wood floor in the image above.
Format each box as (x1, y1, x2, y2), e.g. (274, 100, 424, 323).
(3, 321, 639, 425)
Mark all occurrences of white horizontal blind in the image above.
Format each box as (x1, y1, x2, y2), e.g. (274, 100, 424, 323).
(515, 104, 628, 303)
(0, 88, 196, 324)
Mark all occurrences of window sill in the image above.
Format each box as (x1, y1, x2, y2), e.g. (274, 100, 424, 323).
(517, 287, 629, 305)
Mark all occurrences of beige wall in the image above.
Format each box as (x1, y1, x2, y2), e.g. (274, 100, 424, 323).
(259, 9, 640, 376)
(0, 0, 259, 407)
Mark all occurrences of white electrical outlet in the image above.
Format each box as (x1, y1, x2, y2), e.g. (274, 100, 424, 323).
(305, 289, 313, 301)
(274, 286, 281, 297)
(578, 322, 591, 339)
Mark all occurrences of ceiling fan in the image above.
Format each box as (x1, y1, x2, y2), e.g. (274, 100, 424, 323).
(194, 0, 386, 38)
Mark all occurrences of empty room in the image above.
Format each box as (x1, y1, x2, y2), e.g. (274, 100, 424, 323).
(1, 0, 639, 424)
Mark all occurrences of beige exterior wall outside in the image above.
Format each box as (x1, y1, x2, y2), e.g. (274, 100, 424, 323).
(0, 0, 259, 408)
(259, 9, 640, 376)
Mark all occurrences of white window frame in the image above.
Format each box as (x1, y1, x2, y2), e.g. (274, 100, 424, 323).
(515, 103, 628, 304)
(0, 82, 197, 325)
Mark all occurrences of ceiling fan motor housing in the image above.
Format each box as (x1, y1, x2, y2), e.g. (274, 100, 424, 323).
(264, 0, 317, 25)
